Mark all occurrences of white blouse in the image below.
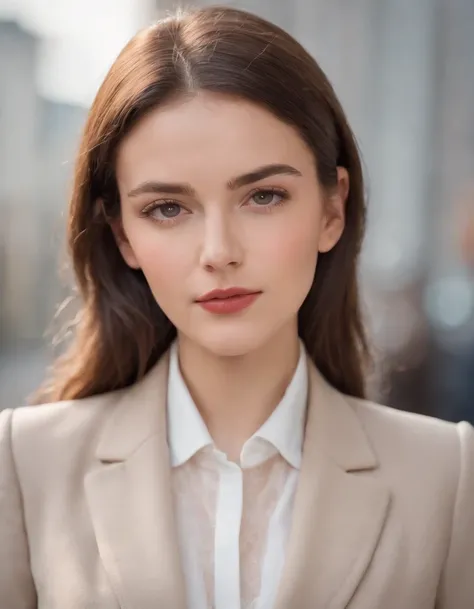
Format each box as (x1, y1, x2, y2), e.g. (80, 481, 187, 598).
(166, 341, 308, 609)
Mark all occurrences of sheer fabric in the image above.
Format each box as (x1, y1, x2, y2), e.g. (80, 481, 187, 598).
(167, 342, 308, 609)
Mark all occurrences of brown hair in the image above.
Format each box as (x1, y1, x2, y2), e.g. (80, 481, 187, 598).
(33, 5, 370, 404)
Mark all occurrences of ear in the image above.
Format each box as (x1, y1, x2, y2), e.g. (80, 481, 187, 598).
(318, 166, 349, 254)
(101, 200, 141, 270)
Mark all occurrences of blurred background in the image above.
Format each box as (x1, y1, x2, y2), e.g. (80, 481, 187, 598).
(0, 0, 473, 421)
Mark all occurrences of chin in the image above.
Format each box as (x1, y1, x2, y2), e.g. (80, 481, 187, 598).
(193, 325, 267, 358)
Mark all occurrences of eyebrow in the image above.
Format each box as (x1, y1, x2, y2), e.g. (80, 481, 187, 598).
(126, 163, 303, 198)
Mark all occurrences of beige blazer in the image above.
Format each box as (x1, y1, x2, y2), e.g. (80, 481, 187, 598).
(1, 351, 473, 609)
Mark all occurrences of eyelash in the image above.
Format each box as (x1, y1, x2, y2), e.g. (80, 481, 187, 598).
(140, 187, 290, 226)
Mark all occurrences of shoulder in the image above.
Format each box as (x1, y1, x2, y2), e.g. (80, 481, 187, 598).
(1, 352, 170, 478)
(347, 396, 472, 500)
(348, 396, 465, 453)
(345, 398, 474, 605)
(349, 396, 461, 443)
(8, 389, 117, 434)
(1, 351, 170, 470)
(0, 388, 123, 474)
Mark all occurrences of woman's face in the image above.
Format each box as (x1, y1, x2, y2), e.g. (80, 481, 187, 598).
(114, 92, 347, 356)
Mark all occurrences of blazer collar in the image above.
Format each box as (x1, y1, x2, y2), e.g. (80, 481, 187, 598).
(305, 362, 378, 472)
(95, 347, 377, 472)
(86, 352, 188, 609)
(274, 362, 390, 609)
(87, 349, 389, 609)
(94, 352, 170, 463)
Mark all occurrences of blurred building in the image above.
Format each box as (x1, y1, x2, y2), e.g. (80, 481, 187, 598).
(0, 19, 87, 406)
(0, 21, 39, 345)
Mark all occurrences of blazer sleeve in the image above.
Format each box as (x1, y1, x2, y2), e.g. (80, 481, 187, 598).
(436, 421, 474, 608)
(0, 408, 37, 608)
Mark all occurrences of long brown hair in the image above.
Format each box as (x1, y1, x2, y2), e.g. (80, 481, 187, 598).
(33, 5, 370, 404)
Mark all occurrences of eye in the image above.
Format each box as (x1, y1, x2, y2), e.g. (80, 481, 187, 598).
(252, 191, 277, 205)
(141, 200, 186, 224)
(247, 188, 289, 208)
(154, 202, 182, 218)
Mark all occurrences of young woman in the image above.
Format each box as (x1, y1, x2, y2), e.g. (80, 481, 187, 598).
(1, 6, 473, 609)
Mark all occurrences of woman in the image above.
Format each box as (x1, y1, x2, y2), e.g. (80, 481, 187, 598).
(0, 6, 473, 609)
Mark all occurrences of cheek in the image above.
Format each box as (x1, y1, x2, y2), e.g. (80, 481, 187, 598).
(125, 224, 191, 294)
(254, 211, 320, 284)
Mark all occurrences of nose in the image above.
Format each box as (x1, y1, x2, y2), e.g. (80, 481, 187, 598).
(199, 212, 244, 272)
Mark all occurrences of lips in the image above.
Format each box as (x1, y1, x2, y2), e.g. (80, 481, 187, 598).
(195, 288, 262, 315)
(196, 287, 260, 302)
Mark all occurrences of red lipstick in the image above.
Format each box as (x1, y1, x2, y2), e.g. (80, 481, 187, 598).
(196, 287, 261, 314)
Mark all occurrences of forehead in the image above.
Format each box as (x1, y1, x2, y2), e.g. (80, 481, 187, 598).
(116, 92, 315, 187)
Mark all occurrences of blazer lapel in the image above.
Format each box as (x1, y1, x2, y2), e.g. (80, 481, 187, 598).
(84, 353, 187, 609)
(83, 348, 390, 609)
(275, 361, 391, 609)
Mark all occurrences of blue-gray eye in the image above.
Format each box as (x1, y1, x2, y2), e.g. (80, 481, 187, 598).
(158, 203, 181, 217)
(252, 191, 276, 205)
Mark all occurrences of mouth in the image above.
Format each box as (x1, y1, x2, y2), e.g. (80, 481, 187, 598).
(196, 287, 261, 302)
(195, 288, 262, 314)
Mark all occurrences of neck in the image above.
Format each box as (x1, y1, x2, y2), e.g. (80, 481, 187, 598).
(177, 323, 301, 462)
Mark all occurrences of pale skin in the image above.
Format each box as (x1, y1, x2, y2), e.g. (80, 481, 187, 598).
(112, 91, 349, 462)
